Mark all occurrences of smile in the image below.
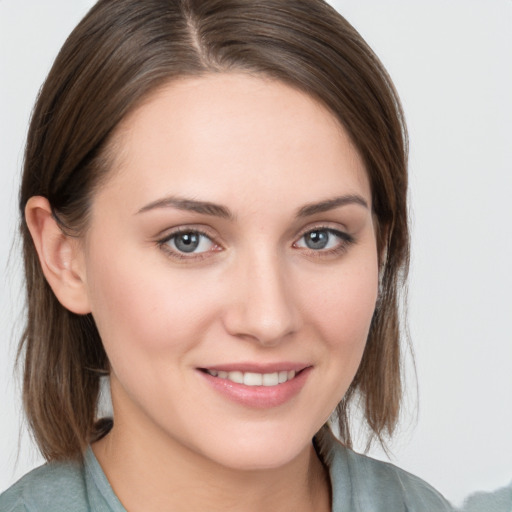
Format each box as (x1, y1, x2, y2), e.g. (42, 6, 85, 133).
(199, 365, 311, 408)
(204, 369, 296, 386)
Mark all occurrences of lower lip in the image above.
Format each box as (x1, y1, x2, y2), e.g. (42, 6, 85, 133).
(198, 368, 312, 409)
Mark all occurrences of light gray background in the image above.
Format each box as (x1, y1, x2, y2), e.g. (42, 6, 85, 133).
(1, 1, 511, 507)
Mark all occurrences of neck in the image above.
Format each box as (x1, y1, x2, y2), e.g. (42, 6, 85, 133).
(93, 420, 330, 512)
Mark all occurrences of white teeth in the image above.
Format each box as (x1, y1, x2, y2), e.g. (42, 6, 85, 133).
(228, 371, 244, 384)
(278, 370, 288, 383)
(244, 372, 262, 386)
(262, 372, 279, 386)
(206, 369, 298, 386)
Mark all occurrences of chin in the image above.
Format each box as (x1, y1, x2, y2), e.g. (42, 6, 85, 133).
(209, 447, 307, 472)
(195, 425, 316, 471)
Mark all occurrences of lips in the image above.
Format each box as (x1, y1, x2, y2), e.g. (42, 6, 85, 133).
(198, 363, 312, 408)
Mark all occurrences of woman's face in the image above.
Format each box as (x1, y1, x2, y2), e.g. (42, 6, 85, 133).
(82, 74, 379, 469)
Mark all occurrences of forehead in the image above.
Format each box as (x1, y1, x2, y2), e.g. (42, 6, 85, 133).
(97, 73, 370, 215)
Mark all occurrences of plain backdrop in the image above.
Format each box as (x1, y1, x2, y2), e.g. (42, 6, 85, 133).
(1, 1, 511, 508)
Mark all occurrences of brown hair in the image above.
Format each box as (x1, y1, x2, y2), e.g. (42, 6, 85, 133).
(19, 0, 409, 461)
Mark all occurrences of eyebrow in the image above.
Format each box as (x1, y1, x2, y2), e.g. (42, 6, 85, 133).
(136, 194, 368, 219)
(137, 197, 233, 219)
(296, 194, 369, 217)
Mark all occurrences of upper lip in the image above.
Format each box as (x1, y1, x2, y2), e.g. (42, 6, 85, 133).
(199, 362, 311, 373)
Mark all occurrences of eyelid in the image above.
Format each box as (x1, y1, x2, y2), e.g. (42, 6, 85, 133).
(156, 225, 223, 261)
(294, 222, 352, 241)
(293, 224, 355, 255)
(154, 222, 216, 240)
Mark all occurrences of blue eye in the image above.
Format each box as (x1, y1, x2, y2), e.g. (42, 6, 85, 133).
(165, 231, 215, 254)
(295, 228, 352, 251)
(303, 230, 330, 250)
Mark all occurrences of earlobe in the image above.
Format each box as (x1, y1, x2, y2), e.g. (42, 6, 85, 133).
(25, 196, 91, 315)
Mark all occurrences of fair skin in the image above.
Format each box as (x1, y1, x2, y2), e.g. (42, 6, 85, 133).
(26, 74, 379, 512)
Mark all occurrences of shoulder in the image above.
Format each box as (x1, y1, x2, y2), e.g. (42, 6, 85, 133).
(316, 427, 455, 512)
(342, 447, 454, 511)
(0, 459, 89, 512)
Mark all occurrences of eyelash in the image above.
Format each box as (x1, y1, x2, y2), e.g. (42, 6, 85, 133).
(156, 225, 355, 262)
(157, 227, 219, 261)
(293, 226, 355, 258)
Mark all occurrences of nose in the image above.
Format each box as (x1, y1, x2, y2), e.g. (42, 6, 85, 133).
(222, 251, 301, 346)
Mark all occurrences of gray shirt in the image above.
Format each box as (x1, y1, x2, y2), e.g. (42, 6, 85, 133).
(0, 428, 454, 511)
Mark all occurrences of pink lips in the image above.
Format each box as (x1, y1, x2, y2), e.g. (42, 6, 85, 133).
(198, 363, 312, 409)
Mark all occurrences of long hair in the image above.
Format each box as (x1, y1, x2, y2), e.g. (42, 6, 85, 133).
(19, 0, 409, 461)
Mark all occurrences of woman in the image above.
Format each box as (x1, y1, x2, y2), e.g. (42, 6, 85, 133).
(1, 0, 453, 510)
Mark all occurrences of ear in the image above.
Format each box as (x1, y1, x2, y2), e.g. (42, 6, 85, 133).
(25, 196, 91, 315)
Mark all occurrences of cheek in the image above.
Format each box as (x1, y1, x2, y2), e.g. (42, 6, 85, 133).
(291, 252, 379, 426)
(301, 253, 379, 368)
(85, 245, 221, 367)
